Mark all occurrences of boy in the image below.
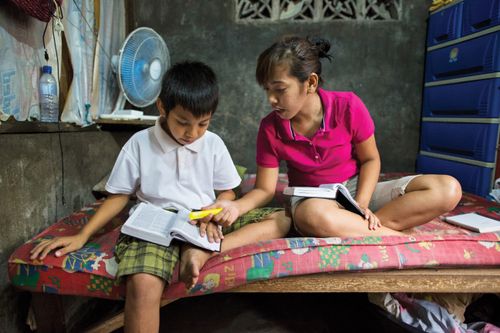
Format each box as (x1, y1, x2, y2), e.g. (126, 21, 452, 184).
(30, 61, 290, 332)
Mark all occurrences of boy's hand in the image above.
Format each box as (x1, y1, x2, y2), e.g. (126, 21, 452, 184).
(194, 218, 223, 242)
(29, 234, 88, 260)
(202, 200, 239, 228)
(203, 222, 224, 243)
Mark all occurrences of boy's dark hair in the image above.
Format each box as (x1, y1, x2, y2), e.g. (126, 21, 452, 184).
(256, 36, 332, 87)
(159, 61, 218, 117)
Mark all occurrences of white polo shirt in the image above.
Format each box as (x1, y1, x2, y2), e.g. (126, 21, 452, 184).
(105, 119, 241, 211)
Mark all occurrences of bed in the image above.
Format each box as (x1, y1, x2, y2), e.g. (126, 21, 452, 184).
(8, 173, 500, 332)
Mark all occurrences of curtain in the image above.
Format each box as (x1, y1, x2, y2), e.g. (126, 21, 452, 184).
(89, 0, 125, 120)
(60, 0, 95, 126)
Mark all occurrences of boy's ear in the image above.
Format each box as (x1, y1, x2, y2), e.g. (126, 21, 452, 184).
(156, 99, 166, 117)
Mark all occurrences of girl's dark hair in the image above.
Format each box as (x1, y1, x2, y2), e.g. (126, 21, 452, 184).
(256, 36, 332, 86)
(159, 61, 219, 117)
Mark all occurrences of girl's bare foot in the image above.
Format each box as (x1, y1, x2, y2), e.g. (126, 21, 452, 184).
(179, 246, 213, 289)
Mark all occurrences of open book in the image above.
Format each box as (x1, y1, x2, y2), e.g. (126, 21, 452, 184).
(283, 183, 364, 217)
(121, 203, 221, 252)
(443, 212, 500, 233)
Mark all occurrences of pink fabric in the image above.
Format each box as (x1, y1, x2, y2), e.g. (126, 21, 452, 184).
(8, 0, 63, 22)
(8, 197, 500, 301)
(256, 89, 375, 186)
(8, 173, 500, 301)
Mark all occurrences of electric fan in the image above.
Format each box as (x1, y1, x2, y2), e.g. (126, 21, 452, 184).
(100, 27, 170, 120)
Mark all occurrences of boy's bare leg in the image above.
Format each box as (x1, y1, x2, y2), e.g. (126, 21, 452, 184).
(375, 175, 462, 231)
(179, 211, 290, 288)
(124, 273, 165, 333)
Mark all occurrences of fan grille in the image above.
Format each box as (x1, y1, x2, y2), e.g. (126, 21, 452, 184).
(118, 27, 170, 107)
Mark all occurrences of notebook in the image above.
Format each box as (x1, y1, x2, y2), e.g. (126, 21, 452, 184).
(443, 212, 500, 233)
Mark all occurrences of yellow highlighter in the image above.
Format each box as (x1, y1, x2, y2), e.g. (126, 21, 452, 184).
(188, 208, 223, 220)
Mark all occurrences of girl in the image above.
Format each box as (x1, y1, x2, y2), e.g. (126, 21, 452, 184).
(209, 36, 462, 237)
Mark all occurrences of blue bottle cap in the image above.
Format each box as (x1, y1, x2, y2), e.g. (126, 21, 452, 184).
(42, 65, 52, 74)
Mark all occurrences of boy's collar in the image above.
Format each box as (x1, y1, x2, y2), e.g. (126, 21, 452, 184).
(153, 118, 204, 153)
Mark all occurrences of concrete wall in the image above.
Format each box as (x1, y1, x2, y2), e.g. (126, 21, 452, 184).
(0, 130, 129, 332)
(133, 0, 431, 173)
(1, 1, 431, 331)
(0, 3, 131, 332)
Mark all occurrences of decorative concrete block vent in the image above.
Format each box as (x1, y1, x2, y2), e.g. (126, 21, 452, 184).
(235, 0, 402, 22)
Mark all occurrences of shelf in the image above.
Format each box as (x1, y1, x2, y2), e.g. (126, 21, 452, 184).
(0, 121, 99, 134)
(0, 118, 155, 134)
(95, 118, 155, 131)
(95, 118, 156, 126)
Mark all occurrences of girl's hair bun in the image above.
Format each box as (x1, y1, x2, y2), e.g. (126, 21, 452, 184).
(308, 36, 332, 61)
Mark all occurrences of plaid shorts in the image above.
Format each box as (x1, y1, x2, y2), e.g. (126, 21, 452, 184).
(114, 207, 282, 283)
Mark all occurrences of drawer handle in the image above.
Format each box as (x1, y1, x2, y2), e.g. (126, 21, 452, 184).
(430, 109, 479, 116)
(472, 19, 492, 30)
(435, 33, 449, 42)
(428, 145, 474, 157)
(435, 66, 483, 79)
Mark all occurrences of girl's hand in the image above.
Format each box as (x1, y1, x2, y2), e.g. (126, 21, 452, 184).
(362, 207, 381, 230)
(202, 200, 240, 228)
(29, 234, 88, 260)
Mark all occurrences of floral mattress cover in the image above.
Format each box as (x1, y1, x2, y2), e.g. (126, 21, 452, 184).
(8, 173, 500, 301)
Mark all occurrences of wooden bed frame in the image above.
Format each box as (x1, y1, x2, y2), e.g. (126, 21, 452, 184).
(32, 267, 500, 333)
(20, 174, 500, 332)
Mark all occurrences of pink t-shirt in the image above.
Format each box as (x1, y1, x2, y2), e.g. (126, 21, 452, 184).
(256, 88, 375, 187)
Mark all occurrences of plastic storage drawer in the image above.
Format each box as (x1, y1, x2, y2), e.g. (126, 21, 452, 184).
(422, 78, 500, 118)
(425, 30, 500, 82)
(416, 154, 493, 197)
(420, 122, 499, 162)
(462, 0, 500, 36)
(427, 2, 463, 47)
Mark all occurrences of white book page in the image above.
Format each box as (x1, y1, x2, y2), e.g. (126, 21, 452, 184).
(171, 222, 221, 252)
(319, 183, 341, 191)
(128, 204, 176, 235)
(284, 186, 336, 198)
(301, 187, 335, 196)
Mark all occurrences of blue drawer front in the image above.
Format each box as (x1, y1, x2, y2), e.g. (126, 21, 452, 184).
(416, 155, 493, 197)
(420, 122, 499, 162)
(425, 31, 500, 82)
(427, 3, 463, 46)
(422, 78, 500, 118)
(463, 0, 500, 36)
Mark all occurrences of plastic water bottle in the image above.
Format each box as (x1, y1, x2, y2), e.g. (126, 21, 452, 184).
(39, 65, 59, 122)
